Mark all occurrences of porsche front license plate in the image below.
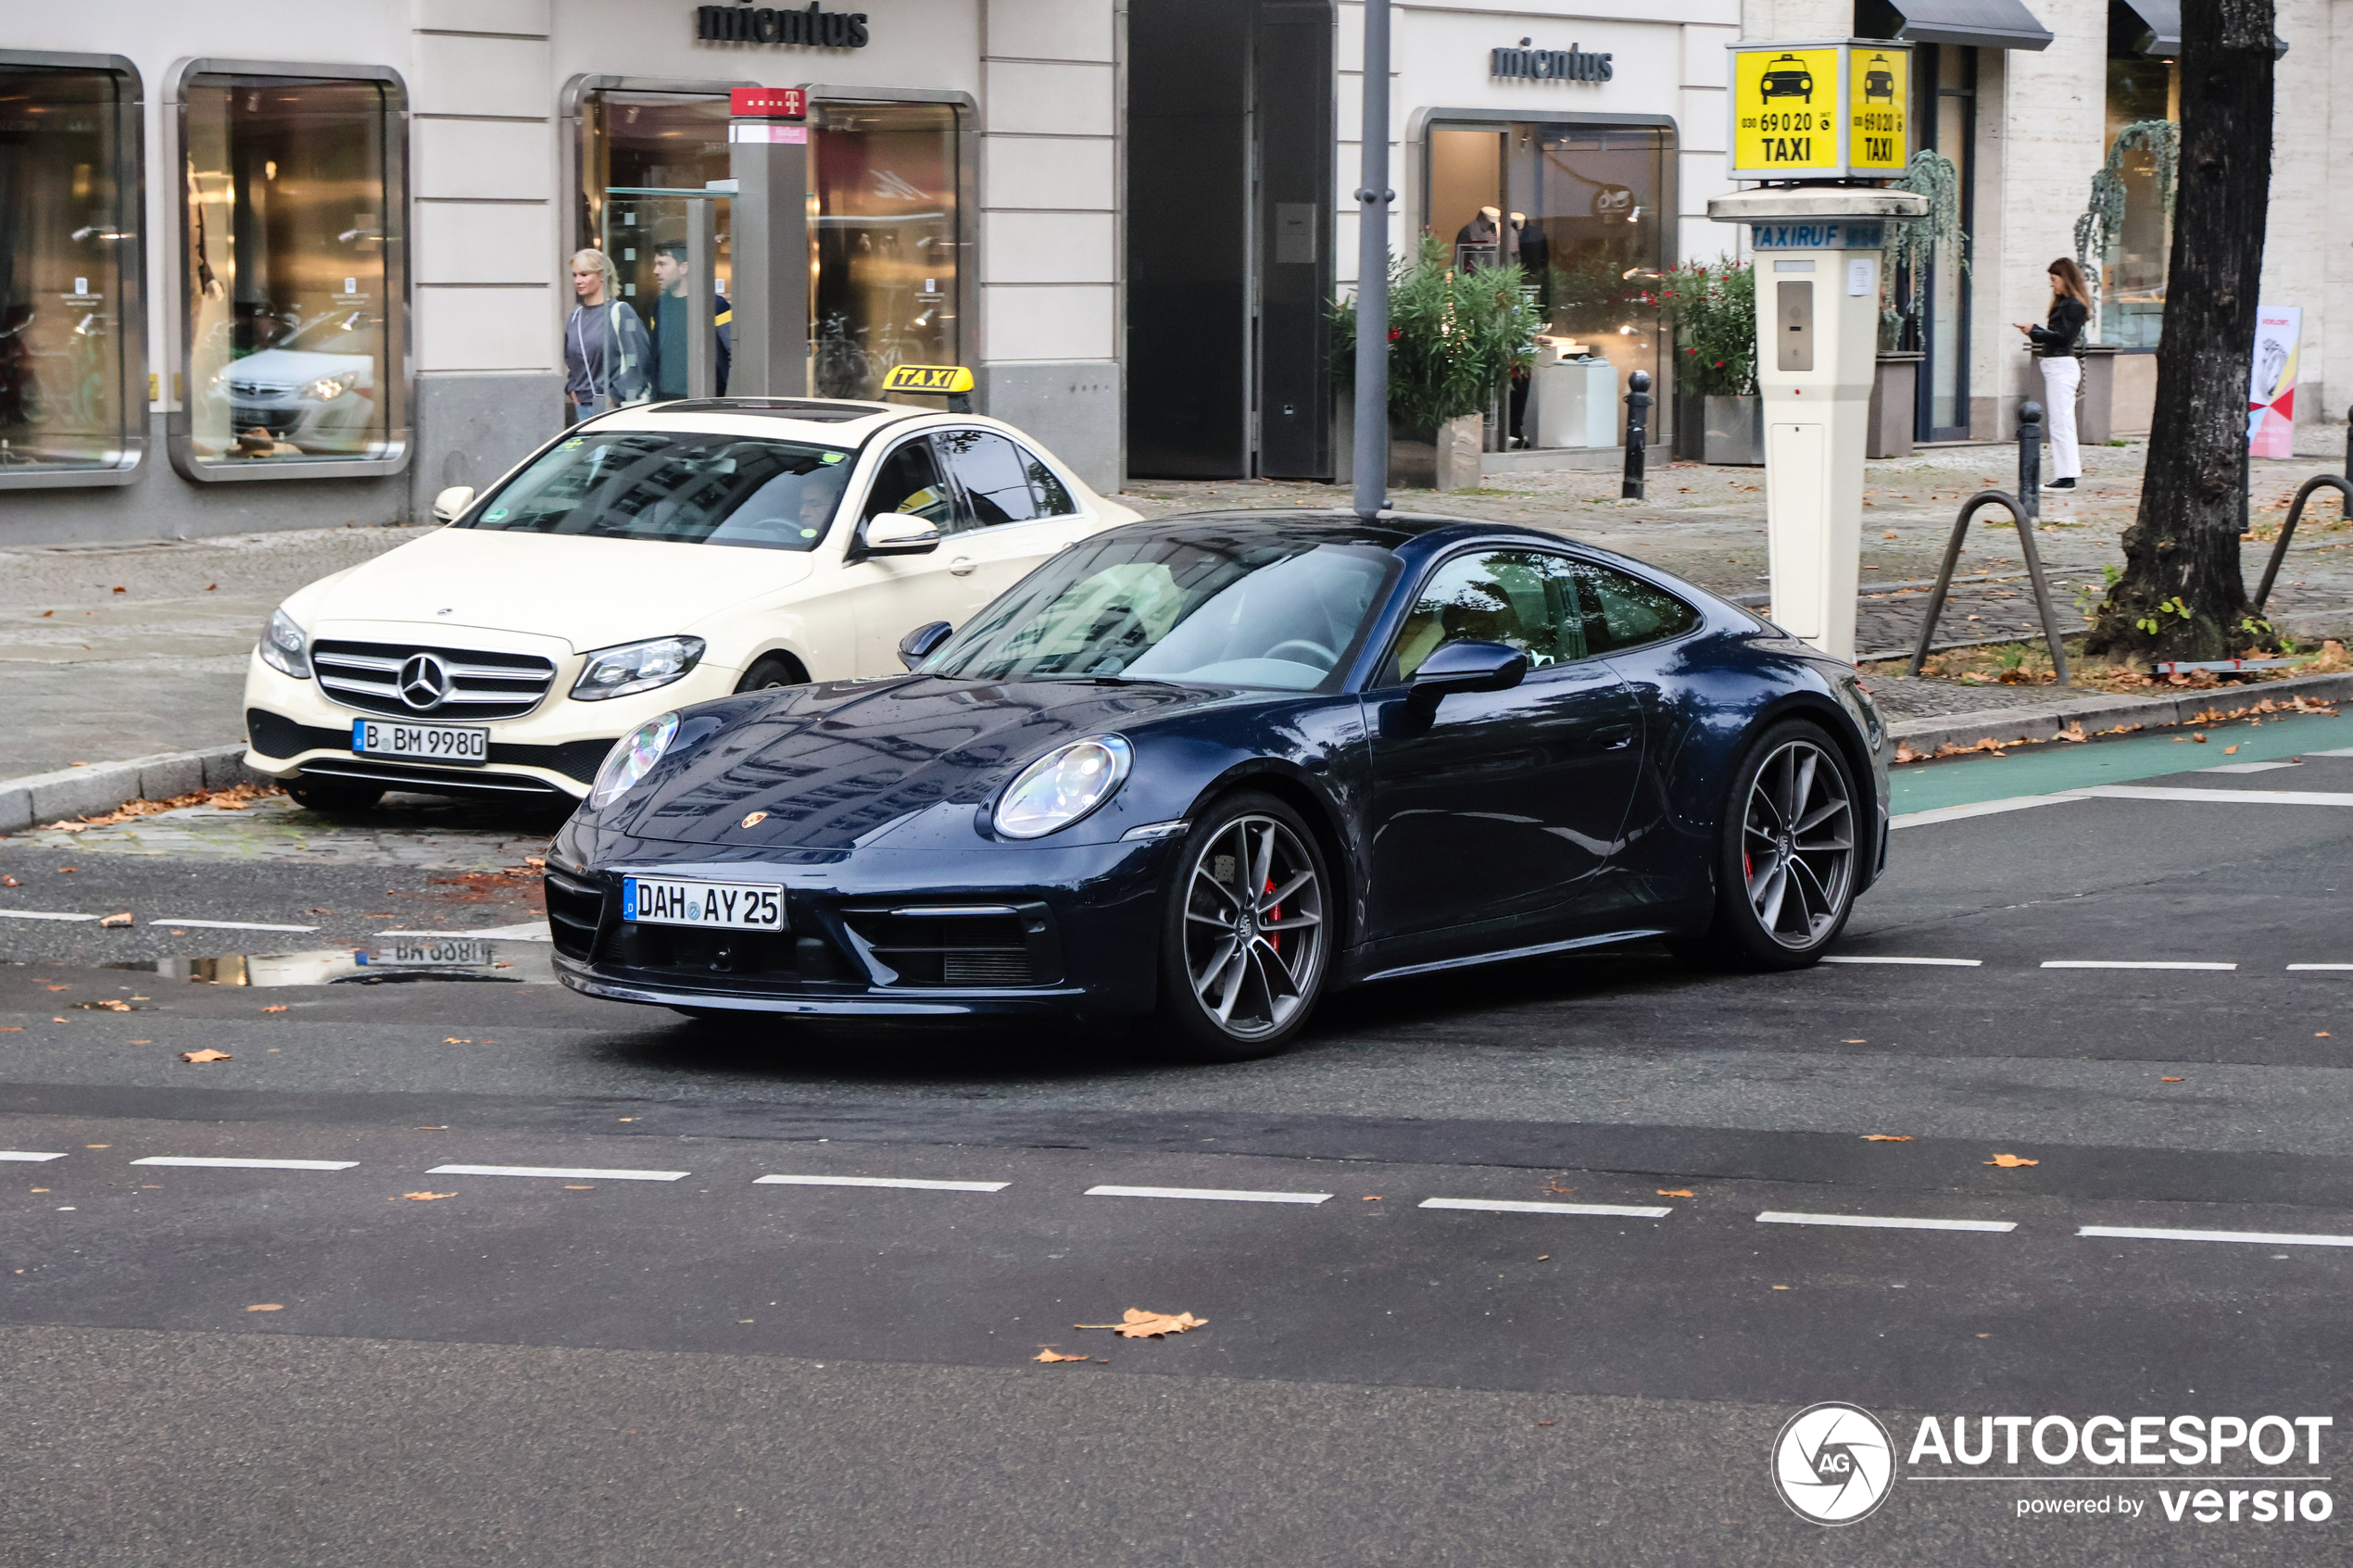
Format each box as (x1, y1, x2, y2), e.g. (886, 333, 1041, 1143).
(351, 719, 489, 764)
(623, 876, 786, 931)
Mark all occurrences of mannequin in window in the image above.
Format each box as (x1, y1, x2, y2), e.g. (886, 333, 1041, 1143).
(1453, 206, 1502, 270)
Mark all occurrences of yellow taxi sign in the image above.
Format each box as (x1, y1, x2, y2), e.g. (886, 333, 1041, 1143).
(880, 364, 975, 396)
(1728, 40, 1910, 181)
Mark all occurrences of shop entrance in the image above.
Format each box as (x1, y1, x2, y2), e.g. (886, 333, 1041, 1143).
(1126, 0, 1335, 480)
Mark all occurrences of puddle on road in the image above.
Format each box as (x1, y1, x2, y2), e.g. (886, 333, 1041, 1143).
(107, 937, 557, 986)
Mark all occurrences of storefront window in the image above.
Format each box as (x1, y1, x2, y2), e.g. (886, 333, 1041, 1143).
(1427, 119, 1672, 432)
(0, 57, 139, 479)
(1922, 45, 1975, 440)
(181, 70, 403, 470)
(2101, 55, 2175, 348)
(575, 88, 963, 401)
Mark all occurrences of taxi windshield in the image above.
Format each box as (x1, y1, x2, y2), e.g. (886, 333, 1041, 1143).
(924, 531, 1398, 691)
(460, 431, 855, 551)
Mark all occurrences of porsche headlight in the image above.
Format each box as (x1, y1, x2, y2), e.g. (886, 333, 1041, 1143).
(571, 635, 706, 701)
(258, 605, 310, 678)
(994, 735, 1133, 839)
(589, 712, 681, 809)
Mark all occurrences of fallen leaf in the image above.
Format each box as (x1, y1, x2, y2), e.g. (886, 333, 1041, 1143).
(1537, 1419, 1556, 1426)
(2317, 1033, 2332, 1038)
(396, 1191, 456, 1201)
(1861, 1135, 1915, 1142)
(1657, 1188, 1693, 1198)
(52, 1018, 67, 1023)
(43, 985, 69, 992)
(1362, 1196, 1383, 1201)
(2193, 733, 2208, 743)
(98, 911, 132, 928)
(1, 876, 16, 886)
(0, 1027, 20, 1033)
(127, 1040, 150, 1045)
(1074, 1308, 1208, 1339)
(245, 1303, 283, 1312)
(207, 583, 217, 591)
(261, 1005, 288, 1014)
(1842, 1038, 1866, 1044)
(1536, 1255, 1550, 1261)
(444, 1037, 473, 1045)
(84, 1145, 107, 1149)
(77, 999, 132, 1011)
(2160, 1076, 2184, 1082)
(180, 1048, 233, 1063)
(2223, 744, 2241, 754)
(563, 1184, 593, 1190)
(1984, 1153, 2039, 1168)
(1033, 1348, 1095, 1363)
(1881, 532, 1898, 540)
(111, 585, 125, 594)
(1771, 1285, 1793, 1290)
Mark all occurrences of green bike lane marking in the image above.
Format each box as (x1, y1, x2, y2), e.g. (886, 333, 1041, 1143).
(1890, 709, 2353, 815)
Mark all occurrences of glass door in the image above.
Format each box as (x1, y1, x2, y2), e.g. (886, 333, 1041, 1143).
(1916, 45, 1974, 443)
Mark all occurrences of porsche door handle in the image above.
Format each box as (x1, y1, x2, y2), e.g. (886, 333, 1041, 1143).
(1592, 723, 1634, 750)
(948, 556, 976, 576)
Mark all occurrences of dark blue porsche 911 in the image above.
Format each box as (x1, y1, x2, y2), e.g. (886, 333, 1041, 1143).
(545, 511, 1890, 1059)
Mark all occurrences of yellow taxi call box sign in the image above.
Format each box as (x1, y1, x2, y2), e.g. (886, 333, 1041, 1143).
(1728, 41, 1909, 181)
(880, 364, 975, 395)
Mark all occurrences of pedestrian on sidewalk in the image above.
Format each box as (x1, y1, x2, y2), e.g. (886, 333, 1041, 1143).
(2016, 258, 2091, 490)
(563, 248, 651, 422)
(649, 243, 732, 401)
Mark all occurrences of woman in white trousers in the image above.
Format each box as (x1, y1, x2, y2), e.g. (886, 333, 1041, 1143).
(2016, 257, 2091, 489)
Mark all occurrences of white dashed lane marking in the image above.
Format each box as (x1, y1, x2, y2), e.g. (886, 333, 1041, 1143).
(0, 909, 102, 922)
(131, 1156, 359, 1171)
(2287, 964, 2353, 972)
(2079, 1224, 2353, 1248)
(756, 1174, 1008, 1193)
(144, 919, 319, 933)
(426, 1164, 690, 1182)
(0, 1151, 69, 1162)
(1820, 956, 1983, 966)
(1086, 1184, 1332, 1205)
(1756, 1210, 2016, 1234)
(1420, 1198, 1676, 1219)
(2043, 960, 2237, 972)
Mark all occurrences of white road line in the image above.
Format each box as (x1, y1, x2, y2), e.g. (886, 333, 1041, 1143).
(131, 1156, 358, 1171)
(1420, 1198, 1676, 1219)
(1820, 955, 1984, 967)
(1889, 794, 2088, 831)
(0, 1151, 69, 1161)
(1757, 1210, 2016, 1234)
(2079, 1224, 2353, 1248)
(145, 919, 318, 933)
(2200, 761, 2304, 774)
(377, 922, 551, 942)
(2305, 747, 2353, 758)
(2286, 964, 2353, 972)
(755, 1173, 1008, 1193)
(2042, 960, 2237, 971)
(1086, 1184, 1331, 1205)
(0, 909, 101, 922)
(425, 1163, 689, 1182)
(2082, 784, 2353, 807)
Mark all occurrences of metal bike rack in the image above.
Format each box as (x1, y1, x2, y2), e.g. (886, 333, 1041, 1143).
(1906, 400, 2072, 685)
(2250, 411, 2353, 613)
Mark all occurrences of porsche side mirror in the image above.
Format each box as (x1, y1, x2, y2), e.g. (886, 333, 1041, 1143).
(1407, 640, 1528, 709)
(898, 621, 953, 670)
(859, 513, 941, 557)
(431, 484, 475, 523)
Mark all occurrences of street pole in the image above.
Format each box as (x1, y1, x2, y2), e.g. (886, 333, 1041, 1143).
(1352, 0, 1391, 521)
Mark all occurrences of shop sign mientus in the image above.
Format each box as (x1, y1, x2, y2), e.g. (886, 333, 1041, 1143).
(1491, 39, 1614, 82)
(698, 4, 872, 47)
(1725, 40, 1908, 181)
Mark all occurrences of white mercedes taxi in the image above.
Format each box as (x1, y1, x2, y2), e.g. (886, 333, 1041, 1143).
(241, 394, 1139, 808)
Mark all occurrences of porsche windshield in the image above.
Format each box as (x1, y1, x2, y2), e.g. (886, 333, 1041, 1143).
(924, 532, 1398, 690)
(460, 431, 855, 550)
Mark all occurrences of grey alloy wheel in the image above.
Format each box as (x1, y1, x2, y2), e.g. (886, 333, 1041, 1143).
(1178, 811, 1327, 1042)
(1740, 736, 1856, 949)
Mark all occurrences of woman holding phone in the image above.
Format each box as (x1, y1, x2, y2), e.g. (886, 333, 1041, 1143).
(2016, 258, 2092, 491)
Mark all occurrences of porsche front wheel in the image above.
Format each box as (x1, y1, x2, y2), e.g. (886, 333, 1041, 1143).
(1156, 794, 1331, 1060)
(1686, 721, 1859, 970)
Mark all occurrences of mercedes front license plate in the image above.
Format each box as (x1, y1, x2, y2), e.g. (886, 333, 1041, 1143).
(623, 876, 786, 931)
(351, 719, 489, 764)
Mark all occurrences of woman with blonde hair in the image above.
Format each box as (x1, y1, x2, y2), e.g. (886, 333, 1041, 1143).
(2016, 257, 2092, 489)
(563, 246, 651, 421)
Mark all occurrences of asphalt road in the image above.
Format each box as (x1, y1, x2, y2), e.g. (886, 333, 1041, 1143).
(4, 724, 2352, 1563)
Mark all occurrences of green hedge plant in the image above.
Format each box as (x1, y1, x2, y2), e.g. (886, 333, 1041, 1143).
(1332, 236, 1542, 433)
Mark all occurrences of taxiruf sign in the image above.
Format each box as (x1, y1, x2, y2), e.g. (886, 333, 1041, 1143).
(1727, 40, 1909, 182)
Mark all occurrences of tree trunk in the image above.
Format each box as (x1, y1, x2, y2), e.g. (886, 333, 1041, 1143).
(2084, 0, 2275, 662)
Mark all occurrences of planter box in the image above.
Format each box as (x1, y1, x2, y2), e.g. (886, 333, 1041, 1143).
(1673, 393, 1764, 466)
(1390, 413, 1485, 491)
(1869, 351, 1922, 459)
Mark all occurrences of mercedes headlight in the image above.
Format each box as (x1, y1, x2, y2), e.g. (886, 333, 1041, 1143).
(303, 374, 353, 402)
(258, 605, 310, 678)
(571, 635, 706, 701)
(589, 712, 681, 809)
(994, 735, 1133, 839)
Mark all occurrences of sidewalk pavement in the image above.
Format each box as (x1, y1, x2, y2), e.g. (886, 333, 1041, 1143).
(6, 438, 2350, 822)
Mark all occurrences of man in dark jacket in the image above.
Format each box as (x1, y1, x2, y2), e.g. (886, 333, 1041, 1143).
(650, 244, 732, 400)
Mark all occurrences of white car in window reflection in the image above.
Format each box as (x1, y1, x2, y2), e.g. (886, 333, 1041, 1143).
(240, 397, 1141, 809)
(207, 307, 379, 456)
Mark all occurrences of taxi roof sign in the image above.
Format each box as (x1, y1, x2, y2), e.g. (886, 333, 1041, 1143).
(1726, 40, 1909, 182)
(881, 364, 975, 395)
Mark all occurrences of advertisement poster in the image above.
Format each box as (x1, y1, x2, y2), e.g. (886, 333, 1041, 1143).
(2249, 305, 2301, 458)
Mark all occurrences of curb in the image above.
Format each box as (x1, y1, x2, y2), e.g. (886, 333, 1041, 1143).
(0, 745, 265, 835)
(1886, 670, 2353, 756)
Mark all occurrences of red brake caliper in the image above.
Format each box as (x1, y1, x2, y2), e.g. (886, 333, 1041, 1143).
(1264, 877, 1279, 954)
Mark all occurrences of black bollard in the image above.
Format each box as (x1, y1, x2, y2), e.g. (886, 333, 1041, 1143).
(2016, 399, 2044, 521)
(1622, 370, 1651, 500)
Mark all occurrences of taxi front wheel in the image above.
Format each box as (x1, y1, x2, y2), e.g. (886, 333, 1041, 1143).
(735, 654, 810, 694)
(285, 778, 384, 813)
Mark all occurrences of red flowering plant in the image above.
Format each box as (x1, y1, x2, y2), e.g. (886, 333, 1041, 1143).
(1657, 260, 1755, 397)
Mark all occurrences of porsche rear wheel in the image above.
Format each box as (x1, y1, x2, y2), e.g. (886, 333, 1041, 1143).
(1157, 793, 1331, 1060)
(1684, 720, 1858, 970)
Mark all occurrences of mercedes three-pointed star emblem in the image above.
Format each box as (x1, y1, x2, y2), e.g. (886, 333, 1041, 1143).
(398, 653, 450, 711)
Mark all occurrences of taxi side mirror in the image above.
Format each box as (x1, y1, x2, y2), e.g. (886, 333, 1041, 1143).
(859, 513, 942, 557)
(1406, 640, 1527, 710)
(898, 621, 953, 670)
(431, 484, 475, 523)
